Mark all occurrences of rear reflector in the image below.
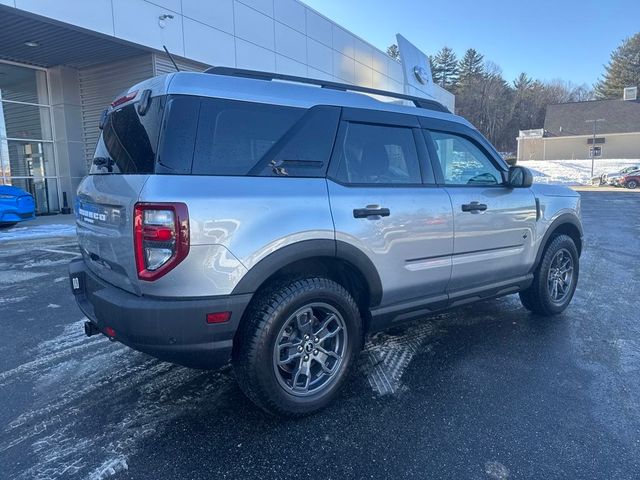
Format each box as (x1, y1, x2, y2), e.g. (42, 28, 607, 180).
(104, 326, 116, 338)
(206, 312, 231, 324)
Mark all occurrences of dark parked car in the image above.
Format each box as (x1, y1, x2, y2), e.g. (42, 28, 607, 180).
(0, 185, 35, 227)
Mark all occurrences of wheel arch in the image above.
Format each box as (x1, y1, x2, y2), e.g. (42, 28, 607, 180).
(231, 239, 383, 312)
(531, 213, 583, 273)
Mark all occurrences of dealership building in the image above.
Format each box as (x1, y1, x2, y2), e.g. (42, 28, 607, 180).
(0, 0, 453, 214)
(517, 87, 640, 162)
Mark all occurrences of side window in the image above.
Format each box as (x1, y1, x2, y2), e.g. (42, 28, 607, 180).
(192, 99, 305, 175)
(427, 130, 503, 186)
(255, 106, 340, 177)
(334, 123, 421, 185)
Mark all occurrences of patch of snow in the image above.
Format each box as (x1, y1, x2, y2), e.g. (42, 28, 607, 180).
(485, 460, 510, 479)
(0, 224, 76, 243)
(1, 319, 232, 479)
(47, 304, 61, 309)
(54, 277, 67, 283)
(86, 456, 128, 480)
(522, 159, 640, 186)
(360, 322, 437, 395)
(0, 270, 47, 285)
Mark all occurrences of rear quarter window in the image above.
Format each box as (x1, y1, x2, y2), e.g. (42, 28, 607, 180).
(192, 99, 305, 176)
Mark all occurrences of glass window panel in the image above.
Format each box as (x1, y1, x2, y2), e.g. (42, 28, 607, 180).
(335, 123, 422, 185)
(428, 130, 502, 186)
(5, 140, 55, 178)
(0, 63, 48, 104)
(0, 101, 52, 140)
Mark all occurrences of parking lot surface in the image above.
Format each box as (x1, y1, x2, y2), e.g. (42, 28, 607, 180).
(1, 191, 639, 480)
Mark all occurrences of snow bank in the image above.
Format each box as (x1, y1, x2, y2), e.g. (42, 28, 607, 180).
(522, 159, 640, 186)
(0, 224, 76, 242)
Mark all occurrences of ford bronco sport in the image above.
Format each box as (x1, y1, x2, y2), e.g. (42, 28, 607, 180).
(69, 67, 582, 416)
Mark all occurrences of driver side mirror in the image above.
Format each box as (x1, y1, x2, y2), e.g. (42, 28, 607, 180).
(507, 166, 533, 188)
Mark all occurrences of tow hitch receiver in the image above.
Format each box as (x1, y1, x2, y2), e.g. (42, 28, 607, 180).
(84, 321, 100, 337)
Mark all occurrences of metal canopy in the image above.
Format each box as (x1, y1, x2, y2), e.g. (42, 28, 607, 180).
(0, 6, 149, 68)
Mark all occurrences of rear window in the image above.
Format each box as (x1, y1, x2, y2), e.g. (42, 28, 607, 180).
(91, 96, 165, 174)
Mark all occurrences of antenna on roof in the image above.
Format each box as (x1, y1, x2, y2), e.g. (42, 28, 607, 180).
(162, 45, 180, 72)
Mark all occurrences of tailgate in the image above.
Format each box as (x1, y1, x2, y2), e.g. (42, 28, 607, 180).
(76, 174, 149, 294)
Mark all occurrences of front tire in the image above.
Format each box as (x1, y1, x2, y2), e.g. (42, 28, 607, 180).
(520, 234, 579, 316)
(233, 277, 362, 417)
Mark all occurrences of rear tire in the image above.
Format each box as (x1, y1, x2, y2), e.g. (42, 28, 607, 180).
(0, 222, 17, 229)
(627, 180, 638, 189)
(233, 277, 362, 417)
(519, 234, 579, 316)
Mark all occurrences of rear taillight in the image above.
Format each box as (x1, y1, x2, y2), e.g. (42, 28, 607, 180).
(134, 203, 189, 281)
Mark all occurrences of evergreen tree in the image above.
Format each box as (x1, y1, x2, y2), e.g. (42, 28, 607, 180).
(513, 72, 533, 91)
(595, 32, 640, 99)
(458, 48, 484, 84)
(386, 44, 400, 61)
(431, 47, 459, 90)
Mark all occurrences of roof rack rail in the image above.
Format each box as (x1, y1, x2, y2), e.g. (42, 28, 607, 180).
(203, 66, 450, 113)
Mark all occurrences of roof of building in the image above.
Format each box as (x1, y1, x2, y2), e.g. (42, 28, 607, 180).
(544, 98, 640, 137)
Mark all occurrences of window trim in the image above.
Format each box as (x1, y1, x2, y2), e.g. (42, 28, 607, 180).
(422, 128, 508, 188)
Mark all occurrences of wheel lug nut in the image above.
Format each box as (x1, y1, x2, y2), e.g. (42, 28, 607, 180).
(298, 346, 303, 352)
(313, 349, 318, 355)
(303, 355, 309, 361)
(314, 337, 319, 343)
(304, 335, 309, 340)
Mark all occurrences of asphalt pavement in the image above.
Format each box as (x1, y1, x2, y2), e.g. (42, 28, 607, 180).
(1, 191, 639, 480)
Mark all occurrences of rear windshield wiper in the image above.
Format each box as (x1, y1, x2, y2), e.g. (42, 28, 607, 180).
(93, 157, 115, 172)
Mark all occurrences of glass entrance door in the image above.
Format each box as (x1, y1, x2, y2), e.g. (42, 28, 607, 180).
(0, 62, 58, 214)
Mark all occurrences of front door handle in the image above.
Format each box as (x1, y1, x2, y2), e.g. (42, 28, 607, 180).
(461, 201, 487, 212)
(353, 206, 391, 219)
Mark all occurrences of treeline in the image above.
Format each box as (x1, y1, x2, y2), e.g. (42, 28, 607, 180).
(387, 45, 593, 151)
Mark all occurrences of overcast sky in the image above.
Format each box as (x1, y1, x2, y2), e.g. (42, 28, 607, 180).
(302, 0, 640, 87)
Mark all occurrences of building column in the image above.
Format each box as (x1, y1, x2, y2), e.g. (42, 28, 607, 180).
(48, 65, 84, 212)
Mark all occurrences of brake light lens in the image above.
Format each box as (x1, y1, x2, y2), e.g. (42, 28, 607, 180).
(111, 90, 138, 108)
(134, 203, 189, 281)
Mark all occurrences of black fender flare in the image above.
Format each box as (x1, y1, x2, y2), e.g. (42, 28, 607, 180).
(531, 213, 583, 272)
(231, 239, 383, 307)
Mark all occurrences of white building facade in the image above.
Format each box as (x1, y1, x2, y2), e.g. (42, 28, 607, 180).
(0, 0, 454, 213)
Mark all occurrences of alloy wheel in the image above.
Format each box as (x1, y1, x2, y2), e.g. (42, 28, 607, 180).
(547, 248, 574, 304)
(272, 302, 347, 397)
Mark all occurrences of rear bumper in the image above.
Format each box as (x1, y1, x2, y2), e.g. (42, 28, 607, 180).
(69, 258, 252, 369)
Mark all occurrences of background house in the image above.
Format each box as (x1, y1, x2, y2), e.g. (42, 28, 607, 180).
(517, 87, 640, 162)
(0, 0, 454, 214)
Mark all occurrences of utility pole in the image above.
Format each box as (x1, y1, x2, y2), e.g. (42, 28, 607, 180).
(585, 118, 605, 178)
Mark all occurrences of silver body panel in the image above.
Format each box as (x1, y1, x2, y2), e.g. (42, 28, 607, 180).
(137, 176, 334, 297)
(75, 174, 149, 295)
(445, 186, 538, 290)
(328, 181, 453, 305)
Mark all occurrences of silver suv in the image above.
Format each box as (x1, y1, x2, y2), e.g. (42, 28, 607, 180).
(69, 68, 582, 416)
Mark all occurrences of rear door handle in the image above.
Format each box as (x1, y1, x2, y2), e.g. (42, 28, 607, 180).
(353, 206, 391, 218)
(461, 201, 487, 212)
